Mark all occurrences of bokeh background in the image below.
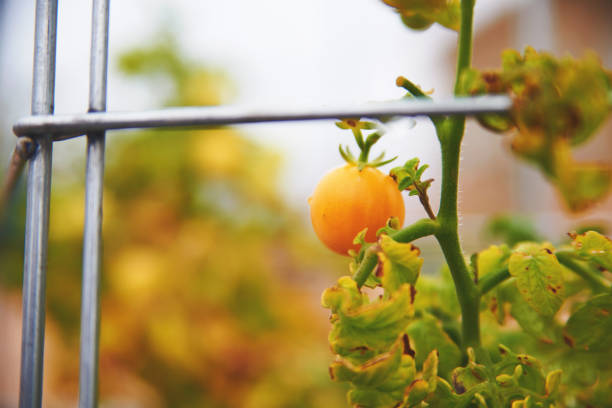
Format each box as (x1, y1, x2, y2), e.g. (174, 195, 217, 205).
(0, 0, 611, 406)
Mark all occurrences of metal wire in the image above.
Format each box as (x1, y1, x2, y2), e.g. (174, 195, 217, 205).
(78, 0, 109, 406)
(19, 0, 58, 406)
(12, 95, 513, 140)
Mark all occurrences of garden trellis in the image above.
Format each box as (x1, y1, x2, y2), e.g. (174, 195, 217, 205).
(10, 0, 514, 407)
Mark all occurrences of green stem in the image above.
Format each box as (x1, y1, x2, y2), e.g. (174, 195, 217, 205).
(397, 75, 445, 130)
(454, 0, 475, 95)
(352, 129, 365, 151)
(353, 219, 439, 288)
(478, 267, 511, 295)
(556, 251, 610, 294)
(390, 218, 439, 243)
(435, 0, 480, 349)
(359, 142, 371, 163)
(435, 229, 481, 348)
(353, 244, 380, 289)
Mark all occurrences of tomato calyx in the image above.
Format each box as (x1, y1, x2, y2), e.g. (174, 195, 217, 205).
(336, 118, 397, 170)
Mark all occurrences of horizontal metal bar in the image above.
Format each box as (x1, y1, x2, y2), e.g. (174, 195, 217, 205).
(13, 95, 512, 140)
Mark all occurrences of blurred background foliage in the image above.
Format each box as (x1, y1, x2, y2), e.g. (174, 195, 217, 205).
(0, 37, 349, 407)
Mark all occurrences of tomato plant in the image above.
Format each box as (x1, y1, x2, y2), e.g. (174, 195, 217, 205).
(317, 1, 612, 407)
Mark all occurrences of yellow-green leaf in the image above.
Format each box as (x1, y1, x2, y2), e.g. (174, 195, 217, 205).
(325, 281, 413, 359)
(509, 245, 565, 317)
(330, 339, 403, 387)
(571, 230, 612, 271)
(422, 349, 439, 392)
(545, 369, 562, 397)
(477, 244, 511, 278)
(378, 234, 423, 292)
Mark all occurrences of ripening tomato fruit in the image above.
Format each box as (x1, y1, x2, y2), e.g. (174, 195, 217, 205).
(308, 164, 405, 255)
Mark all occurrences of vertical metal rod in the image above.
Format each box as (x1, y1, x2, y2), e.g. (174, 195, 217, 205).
(78, 0, 109, 407)
(19, 0, 58, 407)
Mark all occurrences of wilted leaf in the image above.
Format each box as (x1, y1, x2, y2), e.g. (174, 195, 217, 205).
(330, 340, 403, 387)
(460, 47, 612, 212)
(334, 338, 416, 408)
(378, 235, 423, 292)
(552, 142, 612, 212)
(570, 230, 612, 271)
(323, 278, 413, 359)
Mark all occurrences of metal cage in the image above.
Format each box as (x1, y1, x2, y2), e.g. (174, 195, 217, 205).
(13, 0, 512, 407)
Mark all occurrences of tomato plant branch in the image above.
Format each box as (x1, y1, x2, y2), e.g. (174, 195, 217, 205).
(396, 75, 446, 130)
(353, 218, 439, 288)
(477, 267, 511, 295)
(555, 250, 611, 294)
(434, 0, 481, 350)
(414, 183, 436, 220)
(454, 0, 475, 95)
(390, 217, 439, 243)
(353, 244, 380, 289)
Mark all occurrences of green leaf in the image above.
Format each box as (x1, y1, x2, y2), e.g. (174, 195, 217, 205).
(510, 395, 534, 408)
(494, 345, 546, 395)
(330, 339, 404, 387)
(424, 378, 461, 407)
(406, 314, 462, 377)
(378, 235, 423, 292)
(353, 228, 369, 246)
(321, 276, 367, 316)
(570, 230, 612, 271)
(545, 369, 562, 397)
(383, 0, 461, 32)
(337, 338, 417, 408)
(509, 286, 560, 344)
(405, 379, 430, 406)
(559, 350, 600, 387)
(477, 245, 511, 278)
(564, 294, 612, 352)
(451, 348, 488, 394)
(323, 279, 413, 360)
(422, 349, 439, 392)
(509, 244, 565, 317)
(347, 385, 405, 408)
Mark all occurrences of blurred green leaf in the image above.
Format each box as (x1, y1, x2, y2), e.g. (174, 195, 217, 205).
(564, 294, 612, 352)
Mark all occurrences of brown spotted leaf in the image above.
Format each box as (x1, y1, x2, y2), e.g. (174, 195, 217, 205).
(509, 244, 565, 317)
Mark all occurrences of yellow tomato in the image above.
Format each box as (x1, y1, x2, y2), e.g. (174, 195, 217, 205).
(309, 164, 405, 255)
